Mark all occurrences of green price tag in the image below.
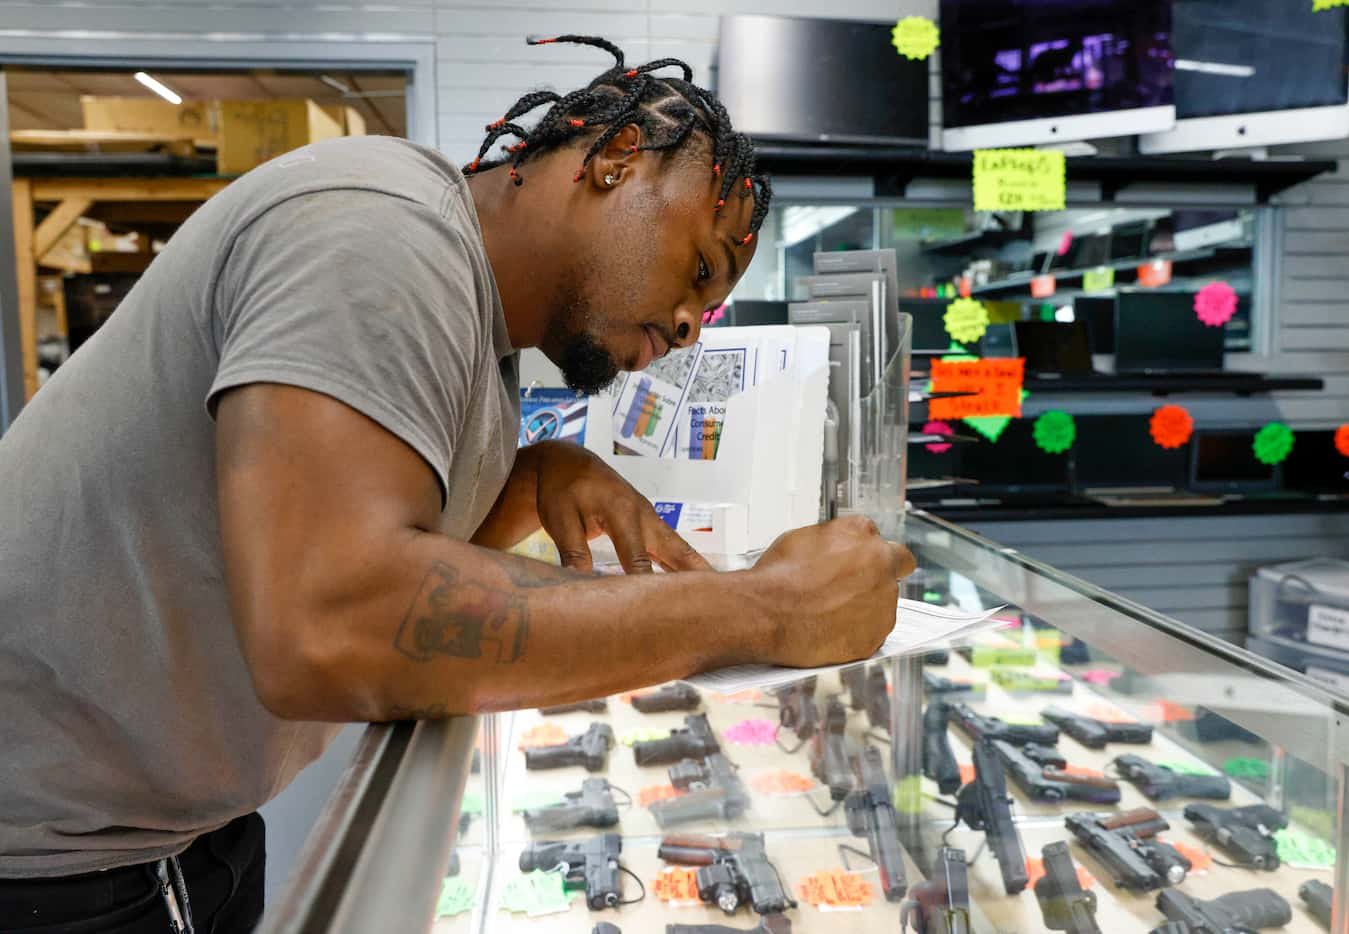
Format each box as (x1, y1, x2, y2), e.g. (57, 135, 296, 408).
(1155, 760, 1216, 776)
(944, 298, 990, 344)
(619, 727, 669, 746)
(1082, 266, 1115, 292)
(1033, 410, 1076, 454)
(460, 790, 484, 816)
(1253, 422, 1295, 466)
(436, 876, 476, 918)
(1222, 757, 1270, 781)
(1314, 0, 1349, 10)
(891, 16, 941, 60)
(973, 149, 1067, 212)
(894, 774, 925, 815)
(1274, 828, 1337, 868)
(500, 870, 575, 916)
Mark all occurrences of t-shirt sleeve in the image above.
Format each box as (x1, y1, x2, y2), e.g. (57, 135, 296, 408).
(207, 187, 485, 503)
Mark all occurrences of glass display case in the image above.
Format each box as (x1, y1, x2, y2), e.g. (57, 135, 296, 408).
(260, 510, 1349, 934)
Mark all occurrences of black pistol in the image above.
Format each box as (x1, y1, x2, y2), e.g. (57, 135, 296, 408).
(651, 753, 751, 826)
(1064, 808, 1190, 890)
(1034, 841, 1102, 934)
(524, 722, 614, 771)
(632, 682, 702, 713)
(522, 777, 620, 832)
(518, 833, 624, 910)
(901, 847, 971, 934)
(954, 737, 1029, 894)
(951, 703, 1059, 746)
(1041, 706, 1152, 749)
(658, 831, 797, 916)
(1299, 879, 1333, 929)
(634, 713, 720, 767)
(1112, 754, 1231, 801)
(922, 700, 961, 795)
(774, 678, 819, 751)
(810, 696, 853, 801)
(993, 740, 1121, 804)
(1152, 887, 1292, 933)
(844, 743, 907, 901)
(1183, 803, 1286, 871)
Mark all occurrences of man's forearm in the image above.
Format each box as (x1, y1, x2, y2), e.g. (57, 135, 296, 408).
(263, 532, 779, 721)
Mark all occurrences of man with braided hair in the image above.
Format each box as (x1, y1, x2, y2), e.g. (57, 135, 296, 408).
(0, 35, 913, 931)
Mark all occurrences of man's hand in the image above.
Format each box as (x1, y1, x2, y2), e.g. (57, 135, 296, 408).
(528, 441, 713, 575)
(751, 516, 916, 669)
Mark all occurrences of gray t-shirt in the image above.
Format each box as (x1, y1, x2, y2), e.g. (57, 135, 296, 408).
(0, 136, 519, 876)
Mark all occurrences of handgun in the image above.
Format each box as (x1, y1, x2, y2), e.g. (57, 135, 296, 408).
(811, 696, 854, 801)
(866, 666, 891, 731)
(519, 832, 624, 910)
(539, 698, 608, 715)
(1035, 841, 1102, 934)
(844, 743, 907, 901)
(524, 722, 614, 771)
(901, 847, 971, 934)
(922, 700, 961, 795)
(1022, 742, 1067, 768)
(774, 678, 819, 748)
(923, 671, 985, 701)
(632, 683, 702, 713)
(1064, 809, 1190, 890)
(666, 915, 792, 934)
(658, 831, 798, 915)
(954, 737, 1028, 894)
(634, 713, 720, 767)
(522, 777, 620, 832)
(1153, 887, 1292, 933)
(1112, 754, 1231, 801)
(1183, 803, 1286, 870)
(841, 664, 868, 711)
(651, 753, 751, 826)
(1299, 879, 1333, 929)
(993, 740, 1120, 804)
(1041, 706, 1153, 749)
(951, 703, 1059, 746)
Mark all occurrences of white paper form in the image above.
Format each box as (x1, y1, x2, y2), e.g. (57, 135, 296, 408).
(684, 598, 1004, 693)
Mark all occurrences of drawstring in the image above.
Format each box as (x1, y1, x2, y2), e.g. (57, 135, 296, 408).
(155, 857, 196, 934)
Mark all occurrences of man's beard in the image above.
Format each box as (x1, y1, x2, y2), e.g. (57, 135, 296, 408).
(546, 272, 620, 396)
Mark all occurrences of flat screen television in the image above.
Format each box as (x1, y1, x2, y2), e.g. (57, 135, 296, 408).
(940, 0, 1176, 150)
(1114, 290, 1225, 374)
(1140, 0, 1349, 153)
(715, 15, 930, 146)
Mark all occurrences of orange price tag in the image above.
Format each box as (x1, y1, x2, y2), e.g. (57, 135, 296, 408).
(930, 358, 1026, 420)
(518, 723, 569, 749)
(1137, 259, 1173, 288)
(796, 869, 877, 908)
(1031, 274, 1057, 298)
(1025, 857, 1095, 891)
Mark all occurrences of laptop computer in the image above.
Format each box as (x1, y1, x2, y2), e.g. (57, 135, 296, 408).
(1013, 321, 1094, 378)
(1072, 414, 1220, 506)
(1281, 429, 1349, 498)
(956, 418, 1072, 499)
(902, 298, 981, 356)
(1115, 290, 1228, 376)
(1189, 429, 1281, 495)
(1073, 296, 1116, 354)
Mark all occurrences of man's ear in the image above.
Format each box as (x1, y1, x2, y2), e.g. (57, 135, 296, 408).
(582, 123, 644, 191)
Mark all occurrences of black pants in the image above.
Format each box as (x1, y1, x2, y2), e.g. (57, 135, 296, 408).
(0, 813, 264, 934)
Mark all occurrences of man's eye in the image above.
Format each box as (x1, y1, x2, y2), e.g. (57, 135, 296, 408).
(697, 255, 711, 282)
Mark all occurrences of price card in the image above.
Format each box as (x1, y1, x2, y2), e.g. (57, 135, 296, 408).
(973, 149, 1067, 212)
(930, 358, 1025, 420)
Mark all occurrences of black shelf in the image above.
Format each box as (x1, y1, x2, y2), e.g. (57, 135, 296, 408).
(971, 245, 1252, 299)
(753, 145, 1335, 204)
(912, 495, 1349, 523)
(922, 228, 1030, 256)
(1022, 373, 1323, 396)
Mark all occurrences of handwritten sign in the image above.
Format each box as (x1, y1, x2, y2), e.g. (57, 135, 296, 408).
(973, 149, 1067, 212)
(891, 16, 940, 60)
(1150, 404, 1194, 449)
(943, 297, 990, 344)
(1082, 266, 1115, 292)
(1195, 281, 1238, 327)
(930, 358, 1025, 420)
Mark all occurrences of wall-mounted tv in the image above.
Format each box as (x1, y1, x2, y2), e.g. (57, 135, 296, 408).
(940, 0, 1176, 150)
(1140, 0, 1349, 153)
(715, 14, 930, 146)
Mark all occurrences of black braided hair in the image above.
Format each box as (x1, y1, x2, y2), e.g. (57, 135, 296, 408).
(463, 35, 772, 246)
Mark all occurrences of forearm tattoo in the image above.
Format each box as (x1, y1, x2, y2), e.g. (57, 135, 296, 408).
(393, 562, 529, 663)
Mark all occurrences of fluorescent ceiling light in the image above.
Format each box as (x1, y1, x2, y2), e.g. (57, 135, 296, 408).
(1175, 60, 1256, 79)
(133, 71, 182, 105)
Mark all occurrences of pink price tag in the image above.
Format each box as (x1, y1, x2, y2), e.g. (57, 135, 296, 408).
(1194, 281, 1238, 327)
(922, 419, 955, 454)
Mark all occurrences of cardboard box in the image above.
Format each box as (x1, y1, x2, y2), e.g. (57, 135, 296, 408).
(320, 104, 367, 136)
(81, 96, 217, 146)
(217, 99, 343, 176)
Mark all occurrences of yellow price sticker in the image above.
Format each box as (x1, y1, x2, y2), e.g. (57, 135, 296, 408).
(1082, 266, 1115, 292)
(1314, 0, 1348, 10)
(891, 16, 940, 61)
(943, 297, 990, 344)
(973, 148, 1067, 212)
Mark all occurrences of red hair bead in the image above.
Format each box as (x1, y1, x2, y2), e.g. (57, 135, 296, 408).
(625, 69, 638, 77)
(741, 233, 755, 246)
(569, 119, 585, 127)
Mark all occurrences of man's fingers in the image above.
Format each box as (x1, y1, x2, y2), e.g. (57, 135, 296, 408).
(545, 506, 594, 573)
(604, 507, 655, 574)
(890, 543, 917, 579)
(643, 514, 714, 573)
